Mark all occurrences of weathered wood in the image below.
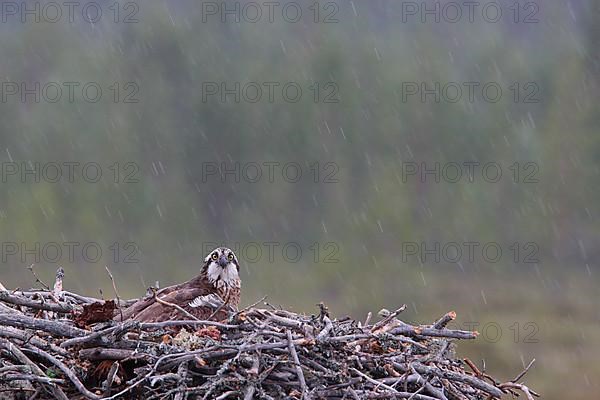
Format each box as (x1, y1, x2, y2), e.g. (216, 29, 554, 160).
(0, 312, 88, 338)
(0, 326, 69, 356)
(79, 347, 150, 361)
(0, 289, 538, 400)
(0, 290, 75, 313)
(0, 338, 69, 400)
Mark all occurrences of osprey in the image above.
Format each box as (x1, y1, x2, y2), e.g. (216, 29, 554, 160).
(117, 247, 241, 322)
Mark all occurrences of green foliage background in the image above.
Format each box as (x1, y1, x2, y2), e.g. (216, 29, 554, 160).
(0, 1, 598, 398)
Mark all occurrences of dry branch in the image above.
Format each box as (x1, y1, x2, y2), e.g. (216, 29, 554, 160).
(0, 290, 75, 313)
(0, 289, 537, 400)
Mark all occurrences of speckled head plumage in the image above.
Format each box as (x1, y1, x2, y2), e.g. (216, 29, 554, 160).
(202, 247, 241, 289)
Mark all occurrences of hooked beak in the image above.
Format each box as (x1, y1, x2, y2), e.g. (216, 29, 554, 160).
(218, 256, 229, 268)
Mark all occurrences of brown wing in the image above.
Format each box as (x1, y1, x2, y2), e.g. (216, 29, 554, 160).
(116, 275, 210, 322)
(131, 285, 217, 322)
(116, 284, 177, 321)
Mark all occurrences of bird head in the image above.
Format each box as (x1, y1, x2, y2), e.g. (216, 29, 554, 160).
(203, 247, 241, 288)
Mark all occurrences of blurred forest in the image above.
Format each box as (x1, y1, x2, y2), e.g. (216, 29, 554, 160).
(0, 0, 598, 398)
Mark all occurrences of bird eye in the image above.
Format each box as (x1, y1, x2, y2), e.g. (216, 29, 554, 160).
(211, 253, 219, 261)
(227, 253, 234, 261)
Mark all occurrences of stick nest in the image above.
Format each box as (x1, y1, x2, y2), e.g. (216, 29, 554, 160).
(0, 288, 538, 400)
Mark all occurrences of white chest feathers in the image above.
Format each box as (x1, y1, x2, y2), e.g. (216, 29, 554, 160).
(206, 262, 241, 289)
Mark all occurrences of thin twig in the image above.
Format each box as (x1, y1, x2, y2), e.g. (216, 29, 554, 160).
(512, 358, 536, 383)
(233, 295, 268, 319)
(432, 311, 456, 329)
(23, 345, 101, 400)
(152, 289, 200, 321)
(350, 368, 401, 394)
(105, 266, 123, 322)
(0, 339, 69, 400)
(27, 264, 50, 290)
(371, 304, 406, 332)
(287, 329, 310, 400)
